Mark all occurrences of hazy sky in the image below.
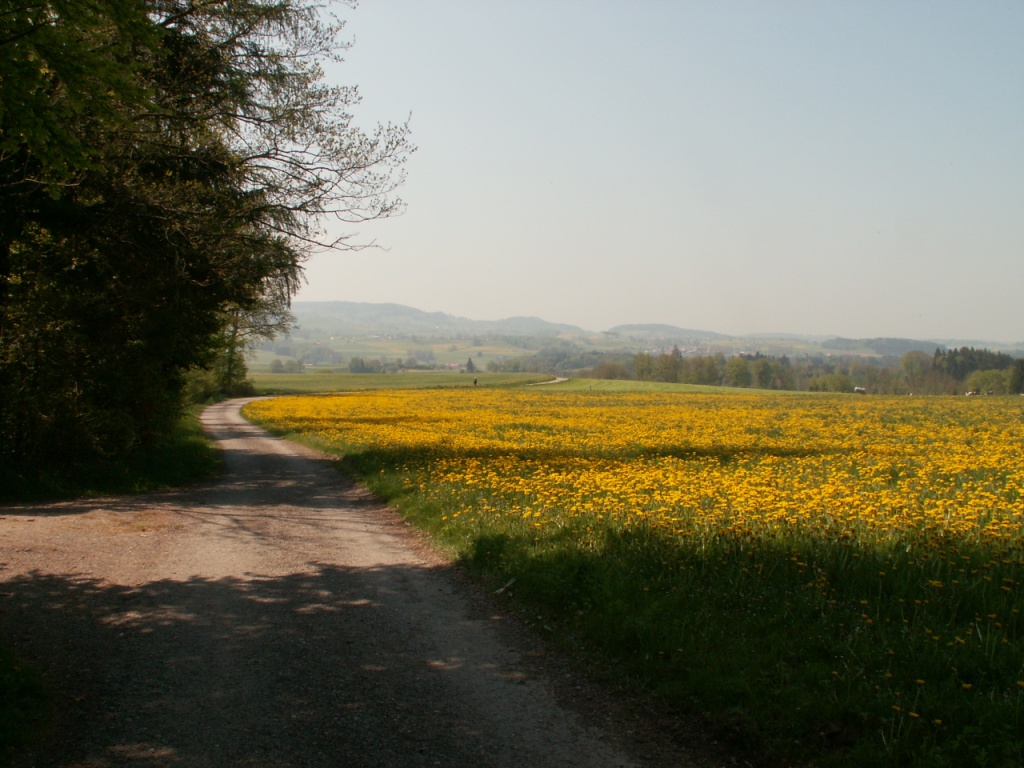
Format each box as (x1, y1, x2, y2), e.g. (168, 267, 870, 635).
(298, 1, 1024, 343)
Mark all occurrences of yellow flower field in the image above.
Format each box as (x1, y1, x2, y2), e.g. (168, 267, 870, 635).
(245, 389, 1024, 556)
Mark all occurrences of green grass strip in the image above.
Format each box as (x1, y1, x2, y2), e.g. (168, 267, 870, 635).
(0, 407, 220, 503)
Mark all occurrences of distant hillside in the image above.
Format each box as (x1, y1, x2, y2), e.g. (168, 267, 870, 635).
(607, 324, 729, 342)
(823, 337, 947, 356)
(291, 301, 585, 338)
(287, 302, 1021, 357)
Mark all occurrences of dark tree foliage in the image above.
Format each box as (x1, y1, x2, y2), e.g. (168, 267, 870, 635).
(0, 1, 410, 484)
(932, 347, 1016, 382)
(0, 0, 156, 180)
(1009, 360, 1024, 395)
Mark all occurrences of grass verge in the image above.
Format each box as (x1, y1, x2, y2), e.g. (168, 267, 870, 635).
(0, 406, 220, 503)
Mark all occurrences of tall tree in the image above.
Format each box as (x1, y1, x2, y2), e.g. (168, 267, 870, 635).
(1007, 360, 1024, 395)
(0, 0, 411, 483)
(0, 0, 156, 181)
(724, 356, 752, 388)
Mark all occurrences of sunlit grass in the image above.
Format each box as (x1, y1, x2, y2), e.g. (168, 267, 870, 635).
(249, 370, 550, 395)
(551, 376, 772, 393)
(244, 390, 1024, 767)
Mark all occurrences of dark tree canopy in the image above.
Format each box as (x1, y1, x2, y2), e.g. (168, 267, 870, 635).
(0, 0, 411, 485)
(932, 347, 1016, 382)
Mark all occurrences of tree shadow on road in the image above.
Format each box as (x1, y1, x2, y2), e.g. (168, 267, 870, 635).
(1, 562, 542, 768)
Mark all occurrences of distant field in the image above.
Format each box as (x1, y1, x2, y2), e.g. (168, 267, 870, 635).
(250, 373, 801, 396)
(248, 332, 833, 370)
(551, 377, 783, 394)
(248, 335, 550, 370)
(245, 389, 1024, 768)
(249, 370, 550, 394)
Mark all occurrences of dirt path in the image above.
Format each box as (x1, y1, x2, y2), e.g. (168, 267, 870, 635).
(0, 400, 720, 768)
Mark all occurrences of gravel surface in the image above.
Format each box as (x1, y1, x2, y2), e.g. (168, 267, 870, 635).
(0, 399, 730, 768)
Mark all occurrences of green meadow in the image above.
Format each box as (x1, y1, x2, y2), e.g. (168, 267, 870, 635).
(249, 370, 549, 394)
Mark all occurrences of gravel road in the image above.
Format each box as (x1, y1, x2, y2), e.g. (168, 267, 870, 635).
(0, 399, 720, 768)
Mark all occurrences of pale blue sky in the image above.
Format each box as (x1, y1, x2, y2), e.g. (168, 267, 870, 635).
(300, 1, 1024, 343)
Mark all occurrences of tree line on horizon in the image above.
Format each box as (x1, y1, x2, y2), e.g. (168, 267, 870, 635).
(0, 1, 410, 487)
(479, 344, 1024, 395)
(608, 346, 1024, 394)
(266, 333, 1024, 396)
